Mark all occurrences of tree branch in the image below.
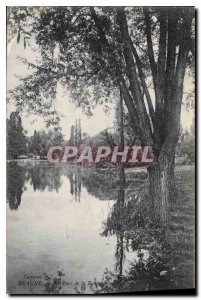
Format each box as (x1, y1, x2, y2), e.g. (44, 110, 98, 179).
(89, 7, 109, 47)
(170, 13, 193, 131)
(143, 8, 158, 89)
(129, 37, 155, 126)
(163, 12, 178, 123)
(117, 8, 153, 143)
(119, 77, 152, 145)
(18, 57, 101, 79)
(156, 10, 167, 109)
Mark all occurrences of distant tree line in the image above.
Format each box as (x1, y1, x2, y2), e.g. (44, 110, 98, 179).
(7, 111, 195, 163)
(7, 111, 64, 159)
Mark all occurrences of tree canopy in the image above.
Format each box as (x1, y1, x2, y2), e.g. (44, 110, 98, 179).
(8, 7, 195, 142)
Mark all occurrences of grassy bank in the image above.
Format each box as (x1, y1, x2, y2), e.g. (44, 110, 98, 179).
(169, 165, 195, 289)
(93, 164, 195, 293)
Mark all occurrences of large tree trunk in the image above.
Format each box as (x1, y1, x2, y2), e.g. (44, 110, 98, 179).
(147, 135, 177, 225)
(148, 158, 173, 225)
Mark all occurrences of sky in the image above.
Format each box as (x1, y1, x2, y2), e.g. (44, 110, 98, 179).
(7, 35, 194, 140)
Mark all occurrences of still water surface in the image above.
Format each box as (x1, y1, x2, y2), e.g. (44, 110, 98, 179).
(7, 161, 136, 294)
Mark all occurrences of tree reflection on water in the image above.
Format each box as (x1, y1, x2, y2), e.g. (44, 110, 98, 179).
(7, 161, 176, 294)
(7, 161, 27, 210)
(67, 170, 81, 202)
(6, 161, 120, 208)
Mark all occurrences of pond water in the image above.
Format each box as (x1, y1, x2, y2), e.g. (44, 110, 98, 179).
(7, 161, 138, 294)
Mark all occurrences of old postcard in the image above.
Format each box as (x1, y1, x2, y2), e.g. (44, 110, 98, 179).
(6, 6, 195, 294)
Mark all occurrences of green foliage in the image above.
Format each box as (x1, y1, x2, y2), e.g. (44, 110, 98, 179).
(7, 111, 27, 159)
(6, 7, 133, 122)
(180, 137, 195, 163)
(7, 7, 32, 44)
(177, 121, 195, 163)
(28, 129, 64, 157)
(7, 7, 120, 123)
